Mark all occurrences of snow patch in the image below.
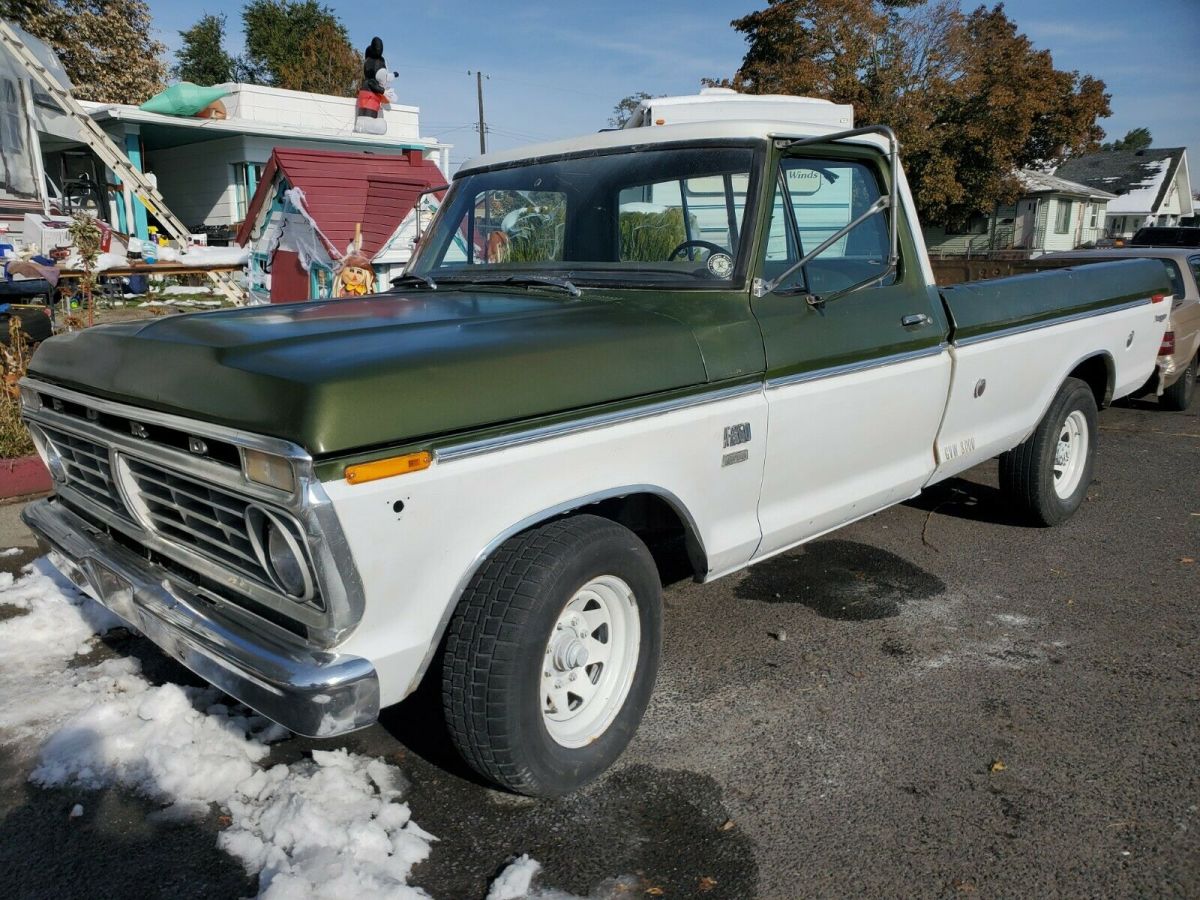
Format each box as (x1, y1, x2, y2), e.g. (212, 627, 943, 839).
(1, 563, 435, 897)
(1, 560, 598, 899)
(488, 855, 543, 900)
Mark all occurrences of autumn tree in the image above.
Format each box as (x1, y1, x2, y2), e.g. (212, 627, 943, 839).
(242, 0, 358, 95)
(175, 13, 236, 86)
(1102, 127, 1152, 152)
(3, 0, 167, 103)
(713, 0, 1111, 225)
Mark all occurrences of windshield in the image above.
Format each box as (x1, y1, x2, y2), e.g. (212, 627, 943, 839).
(407, 145, 760, 288)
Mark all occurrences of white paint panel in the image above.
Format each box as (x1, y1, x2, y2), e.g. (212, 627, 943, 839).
(754, 351, 951, 557)
(325, 391, 769, 705)
(930, 300, 1166, 483)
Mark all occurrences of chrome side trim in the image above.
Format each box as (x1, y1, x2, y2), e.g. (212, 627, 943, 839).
(952, 297, 1150, 348)
(404, 483, 708, 698)
(21, 377, 365, 647)
(765, 342, 948, 390)
(435, 381, 763, 463)
(24, 498, 379, 738)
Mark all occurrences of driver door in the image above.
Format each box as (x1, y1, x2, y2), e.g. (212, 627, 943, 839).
(752, 151, 951, 559)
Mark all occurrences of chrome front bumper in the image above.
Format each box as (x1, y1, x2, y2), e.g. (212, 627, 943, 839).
(22, 498, 379, 738)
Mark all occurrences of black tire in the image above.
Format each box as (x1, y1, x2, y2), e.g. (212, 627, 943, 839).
(1160, 355, 1196, 411)
(999, 377, 1098, 526)
(441, 514, 662, 797)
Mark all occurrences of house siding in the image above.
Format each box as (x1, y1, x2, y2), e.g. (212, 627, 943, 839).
(149, 136, 425, 231)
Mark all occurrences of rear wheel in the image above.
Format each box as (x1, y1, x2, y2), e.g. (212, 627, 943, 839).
(1160, 355, 1196, 411)
(999, 377, 1098, 526)
(441, 514, 662, 797)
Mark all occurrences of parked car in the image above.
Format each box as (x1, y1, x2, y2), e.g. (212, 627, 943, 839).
(1130, 226, 1200, 248)
(19, 97, 1172, 797)
(1042, 248, 1199, 410)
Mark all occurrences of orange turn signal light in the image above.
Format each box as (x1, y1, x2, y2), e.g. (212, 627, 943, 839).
(344, 451, 432, 485)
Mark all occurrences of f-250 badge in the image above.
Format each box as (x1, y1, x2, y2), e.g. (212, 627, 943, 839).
(723, 423, 752, 448)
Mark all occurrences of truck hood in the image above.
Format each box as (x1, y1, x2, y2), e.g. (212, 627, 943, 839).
(29, 291, 709, 456)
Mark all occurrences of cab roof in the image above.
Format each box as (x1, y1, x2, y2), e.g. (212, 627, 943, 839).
(456, 119, 889, 176)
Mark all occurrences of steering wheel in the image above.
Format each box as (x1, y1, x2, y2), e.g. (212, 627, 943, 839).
(667, 240, 730, 262)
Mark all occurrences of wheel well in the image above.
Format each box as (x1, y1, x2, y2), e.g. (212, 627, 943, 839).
(580, 492, 706, 586)
(1068, 354, 1114, 409)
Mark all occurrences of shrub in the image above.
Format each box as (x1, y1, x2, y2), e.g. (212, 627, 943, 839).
(0, 318, 34, 458)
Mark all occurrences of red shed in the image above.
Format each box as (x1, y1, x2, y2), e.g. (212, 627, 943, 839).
(236, 147, 444, 303)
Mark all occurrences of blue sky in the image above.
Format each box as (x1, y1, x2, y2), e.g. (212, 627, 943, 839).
(147, 0, 1200, 183)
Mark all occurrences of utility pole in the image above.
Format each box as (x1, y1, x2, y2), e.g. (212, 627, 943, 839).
(468, 70, 489, 154)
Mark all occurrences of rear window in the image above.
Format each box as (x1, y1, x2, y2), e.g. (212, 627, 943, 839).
(1130, 227, 1200, 248)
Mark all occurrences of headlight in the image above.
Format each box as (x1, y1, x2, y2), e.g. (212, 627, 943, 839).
(243, 448, 295, 493)
(246, 506, 314, 601)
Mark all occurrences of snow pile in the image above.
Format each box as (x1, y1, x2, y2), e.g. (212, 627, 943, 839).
(487, 855, 543, 900)
(1, 560, 594, 899)
(220, 750, 435, 899)
(0, 561, 127, 748)
(1, 562, 435, 898)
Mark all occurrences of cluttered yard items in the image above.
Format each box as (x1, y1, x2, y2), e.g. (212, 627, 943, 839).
(0, 20, 248, 306)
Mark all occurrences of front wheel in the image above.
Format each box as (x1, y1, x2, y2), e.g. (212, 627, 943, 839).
(1160, 356, 1196, 411)
(441, 514, 662, 797)
(999, 377, 1098, 526)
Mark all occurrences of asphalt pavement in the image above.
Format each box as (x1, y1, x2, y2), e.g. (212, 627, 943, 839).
(0, 396, 1196, 899)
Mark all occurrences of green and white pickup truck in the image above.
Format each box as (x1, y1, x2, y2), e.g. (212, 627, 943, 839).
(20, 99, 1172, 796)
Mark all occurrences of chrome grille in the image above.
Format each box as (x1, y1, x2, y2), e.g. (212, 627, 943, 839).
(40, 425, 130, 520)
(123, 458, 273, 588)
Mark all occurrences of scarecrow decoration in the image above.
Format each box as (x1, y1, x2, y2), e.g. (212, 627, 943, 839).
(332, 224, 377, 297)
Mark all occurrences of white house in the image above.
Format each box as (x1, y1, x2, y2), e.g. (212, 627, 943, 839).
(1055, 147, 1193, 238)
(72, 83, 451, 243)
(1, 27, 452, 247)
(923, 169, 1115, 256)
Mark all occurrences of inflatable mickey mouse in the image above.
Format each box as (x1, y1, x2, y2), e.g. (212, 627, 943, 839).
(354, 37, 399, 135)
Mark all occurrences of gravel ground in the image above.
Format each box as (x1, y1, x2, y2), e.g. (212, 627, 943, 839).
(0, 397, 1196, 899)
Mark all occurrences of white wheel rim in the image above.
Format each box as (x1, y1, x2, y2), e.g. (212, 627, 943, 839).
(540, 574, 640, 749)
(1053, 410, 1088, 499)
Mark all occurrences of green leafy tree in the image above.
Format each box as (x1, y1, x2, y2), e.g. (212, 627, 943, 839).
(712, 0, 1111, 225)
(1102, 127, 1152, 152)
(276, 19, 359, 96)
(3, 0, 167, 103)
(174, 13, 236, 86)
(241, 0, 358, 94)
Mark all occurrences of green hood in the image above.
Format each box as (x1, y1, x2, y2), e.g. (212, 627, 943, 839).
(29, 291, 709, 455)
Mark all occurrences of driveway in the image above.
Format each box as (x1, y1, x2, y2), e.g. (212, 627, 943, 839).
(0, 398, 1196, 899)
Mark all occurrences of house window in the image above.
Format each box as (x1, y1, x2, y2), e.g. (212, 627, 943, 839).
(233, 162, 265, 222)
(945, 213, 989, 235)
(1088, 204, 1099, 228)
(0, 75, 37, 201)
(1054, 200, 1073, 234)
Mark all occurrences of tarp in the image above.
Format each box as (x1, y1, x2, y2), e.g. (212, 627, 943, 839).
(139, 82, 229, 117)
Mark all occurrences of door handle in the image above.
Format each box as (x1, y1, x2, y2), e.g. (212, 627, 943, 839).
(901, 313, 932, 327)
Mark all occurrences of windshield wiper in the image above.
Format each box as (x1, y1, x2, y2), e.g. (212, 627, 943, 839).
(437, 274, 582, 298)
(389, 272, 437, 291)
